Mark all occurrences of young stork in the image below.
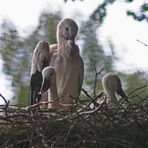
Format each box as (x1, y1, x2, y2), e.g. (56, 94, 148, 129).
(40, 66, 66, 109)
(102, 73, 126, 106)
(49, 18, 84, 106)
(30, 40, 50, 105)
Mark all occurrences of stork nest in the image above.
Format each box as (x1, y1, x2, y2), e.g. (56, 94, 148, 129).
(0, 91, 148, 148)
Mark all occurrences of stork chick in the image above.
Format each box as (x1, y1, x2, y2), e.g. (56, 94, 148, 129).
(30, 40, 50, 105)
(102, 73, 126, 106)
(40, 66, 69, 109)
(40, 67, 58, 99)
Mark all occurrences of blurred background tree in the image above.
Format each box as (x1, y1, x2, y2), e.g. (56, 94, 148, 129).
(124, 71, 148, 104)
(64, 0, 148, 24)
(80, 19, 117, 95)
(0, 11, 61, 105)
(0, 0, 147, 105)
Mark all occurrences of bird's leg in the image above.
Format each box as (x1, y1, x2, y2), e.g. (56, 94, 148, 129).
(34, 92, 42, 109)
(37, 92, 42, 103)
(30, 89, 37, 105)
(30, 89, 34, 105)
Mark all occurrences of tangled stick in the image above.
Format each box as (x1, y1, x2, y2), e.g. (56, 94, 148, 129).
(0, 87, 148, 148)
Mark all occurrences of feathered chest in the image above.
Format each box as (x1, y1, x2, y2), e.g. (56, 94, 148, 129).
(50, 51, 80, 91)
(50, 54, 77, 77)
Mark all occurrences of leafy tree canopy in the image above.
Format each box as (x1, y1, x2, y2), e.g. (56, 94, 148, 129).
(64, 0, 148, 24)
(0, 12, 61, 105)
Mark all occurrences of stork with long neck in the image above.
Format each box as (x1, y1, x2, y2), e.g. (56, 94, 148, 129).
(30, 40, 50, 105)
(102, 73, 126, 105)
(49, 18, 84, 105)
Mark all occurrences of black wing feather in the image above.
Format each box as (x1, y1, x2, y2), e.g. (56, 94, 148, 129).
(30, 71, 42, 105)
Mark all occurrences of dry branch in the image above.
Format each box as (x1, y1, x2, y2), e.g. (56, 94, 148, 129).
(0, 89, 148, 148)
(137, 39, 148, 47)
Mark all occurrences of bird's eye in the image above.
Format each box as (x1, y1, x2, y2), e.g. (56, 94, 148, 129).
(65, 27, 69, 32)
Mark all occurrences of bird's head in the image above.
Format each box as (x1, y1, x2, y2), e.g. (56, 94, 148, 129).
(57, 18, 78, 43)
(33, 40, 50, 72)
(40, 66, 56, 93)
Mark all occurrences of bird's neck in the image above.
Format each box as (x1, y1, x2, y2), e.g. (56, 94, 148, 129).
(58, 38, 79, 57)
(48, 82, 58, 101)
(106, 90, 118, 103)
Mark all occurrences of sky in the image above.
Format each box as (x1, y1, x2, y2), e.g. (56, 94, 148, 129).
(0, 0, 148, 103)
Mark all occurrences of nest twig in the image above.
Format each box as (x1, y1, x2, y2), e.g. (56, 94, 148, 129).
(0, 89, 148, 148)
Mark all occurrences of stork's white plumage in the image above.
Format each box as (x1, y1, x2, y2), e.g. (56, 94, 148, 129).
(102, 73, 126, 105)
(49, 18, 84, 105)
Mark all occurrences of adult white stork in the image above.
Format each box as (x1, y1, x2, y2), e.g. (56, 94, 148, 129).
(30, 40, 50, 105)
(102, 73, 126, 105)
(49, 18, 84, 106)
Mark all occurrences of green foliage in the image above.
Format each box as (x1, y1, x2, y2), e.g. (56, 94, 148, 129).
(125, 0, 134, 2)
(124, 71, 148, 103)
(0, 19, 20, 76)
(90, 0, 116, 24)
(127, 3, 148, 22)
(64, 0, 148, 24)
(125, 71, 147, 93)
(17, 86, 29, 105)
(80, 20, 116, 93)
(30, 12, 61, 44)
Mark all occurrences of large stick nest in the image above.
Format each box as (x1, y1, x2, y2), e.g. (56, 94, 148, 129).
(0, 90, 148, 148)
